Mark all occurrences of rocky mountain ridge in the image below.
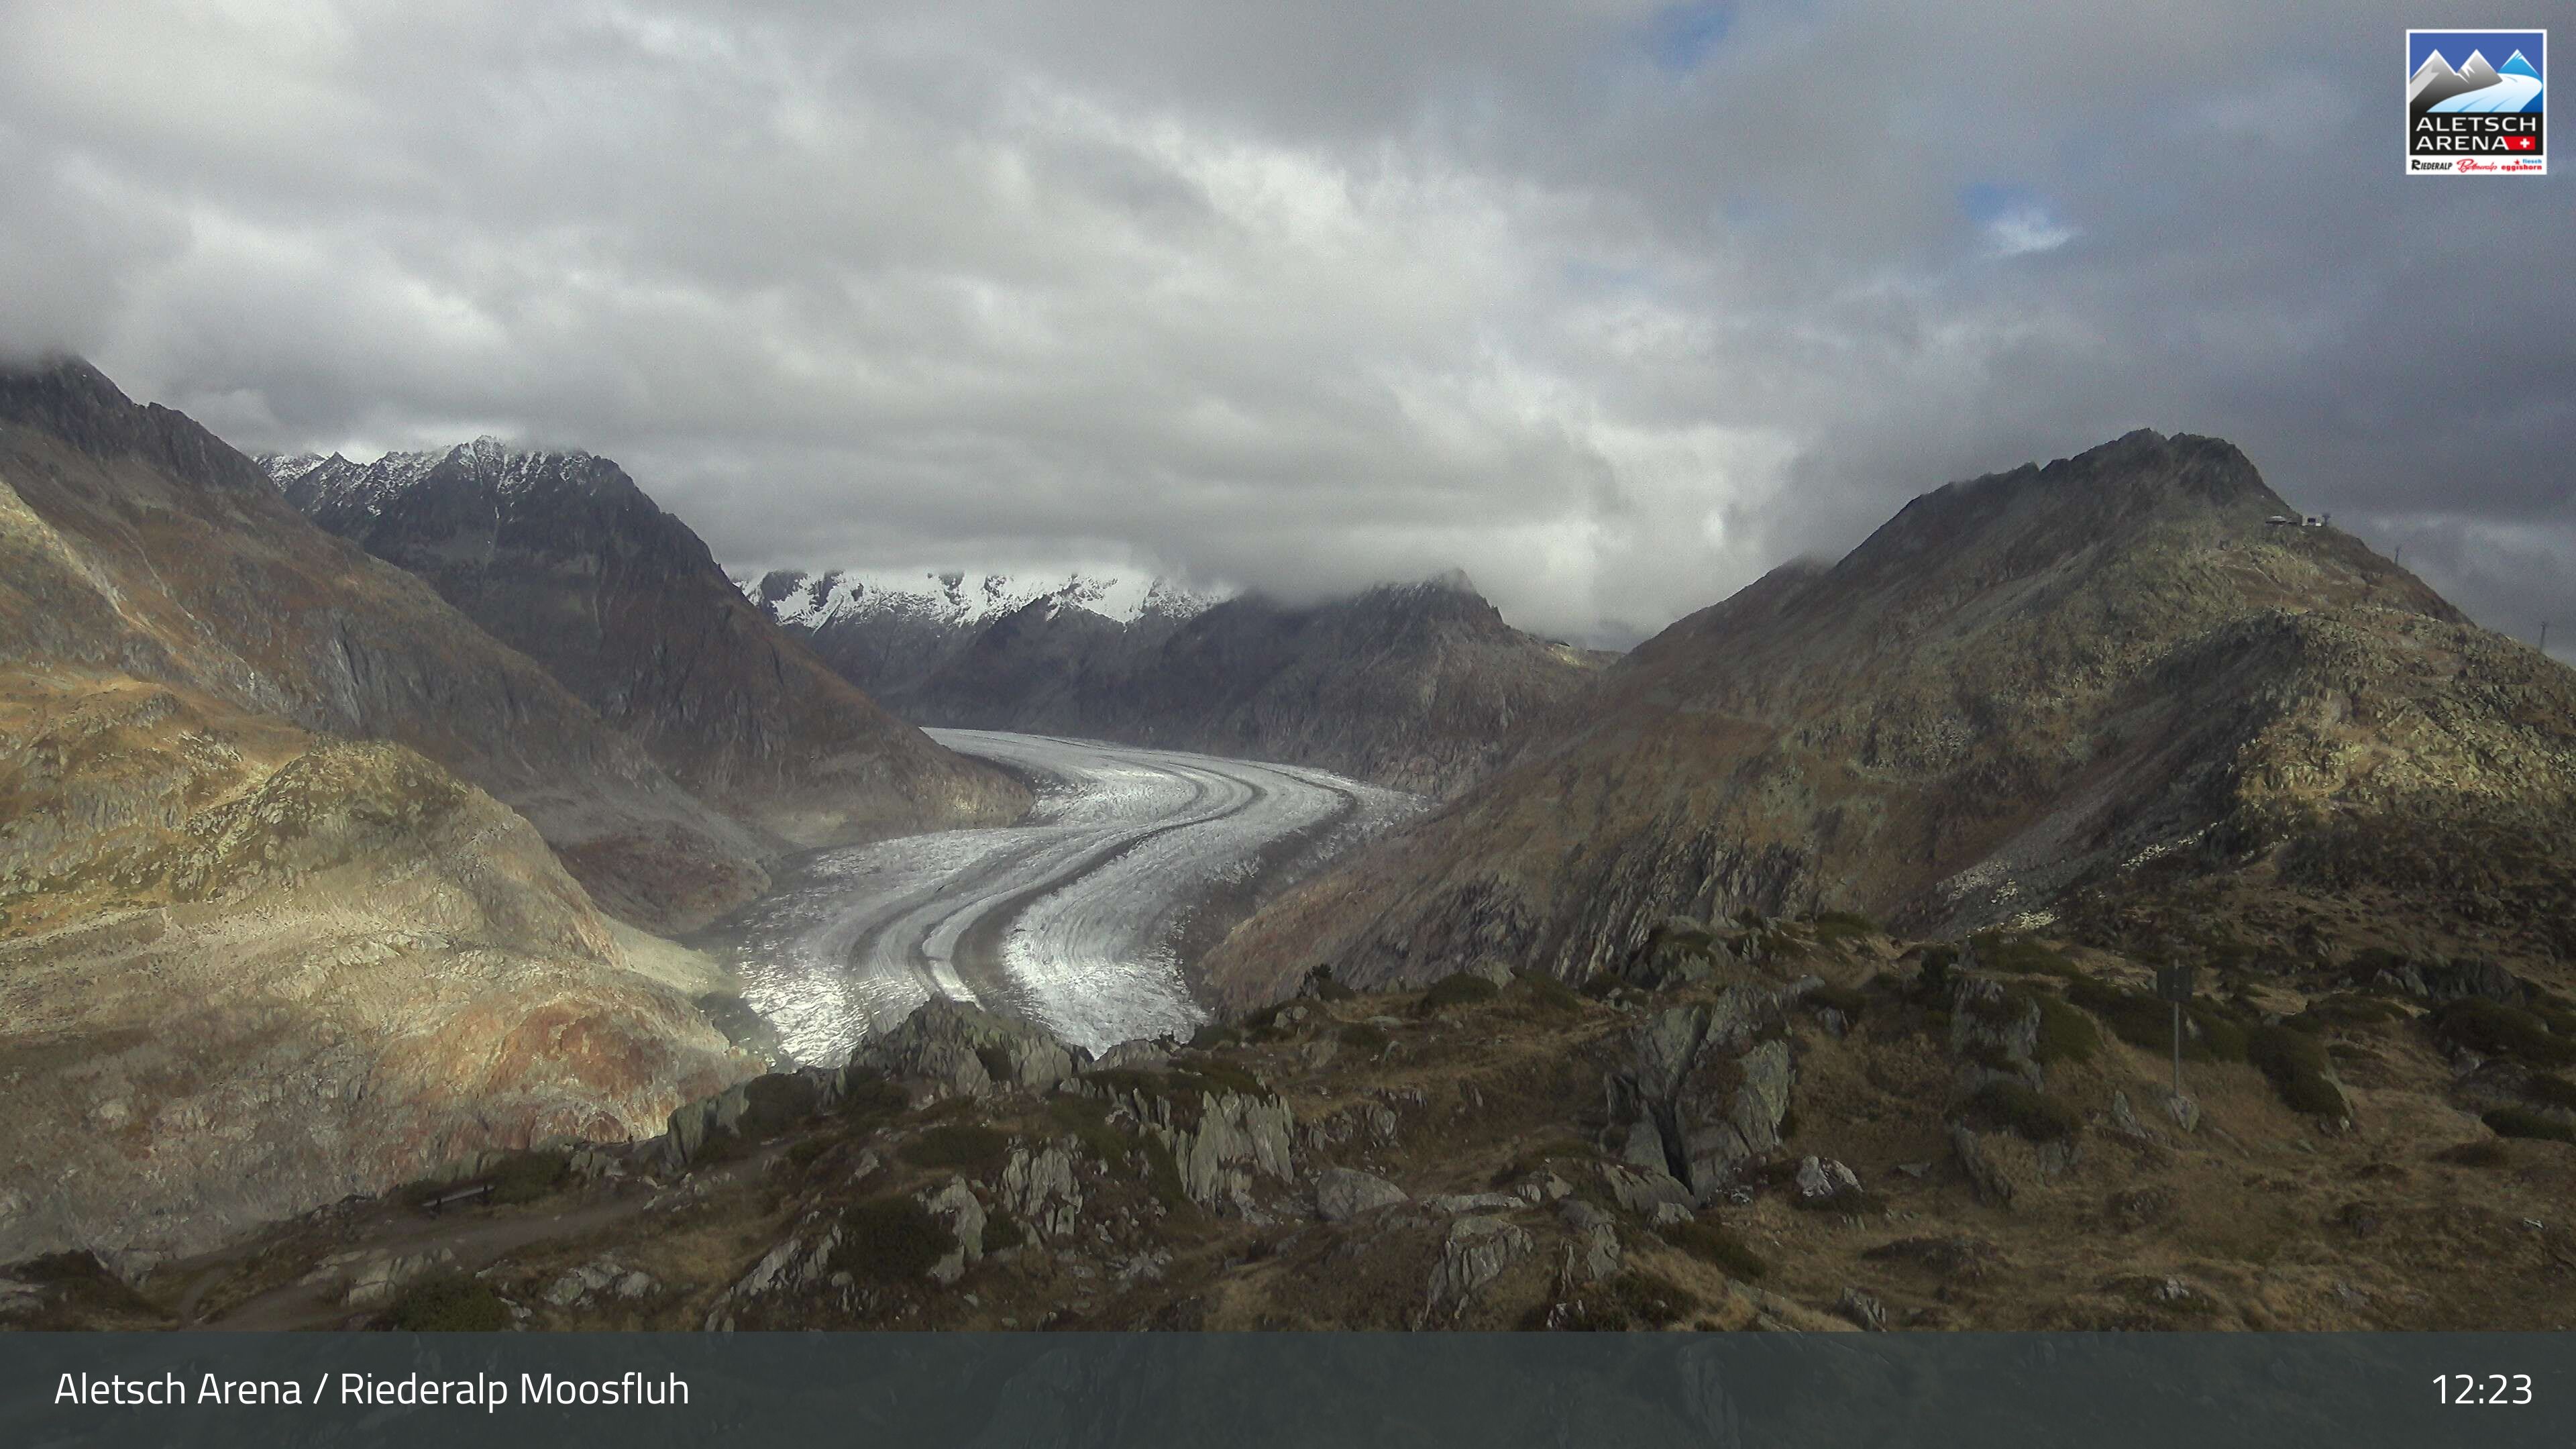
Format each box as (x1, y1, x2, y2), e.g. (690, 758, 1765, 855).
(267, 443, 1028, 854)
(0, 362, 777, 934)
(745, 566, 1613, 797)
(1203, 429, 2576, 1005)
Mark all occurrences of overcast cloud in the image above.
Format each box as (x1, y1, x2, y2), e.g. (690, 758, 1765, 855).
(1, 0, 2566, 651)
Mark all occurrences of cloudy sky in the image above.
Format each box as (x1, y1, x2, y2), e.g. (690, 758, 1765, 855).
(3, 0, 2567, 652)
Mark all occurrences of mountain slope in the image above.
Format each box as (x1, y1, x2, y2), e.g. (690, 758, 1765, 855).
(0, 362, 751, 1258)
(268, 445, 1027, 851)
(747, 569, 1611, 796)
(1204, 430, 2576, 1004)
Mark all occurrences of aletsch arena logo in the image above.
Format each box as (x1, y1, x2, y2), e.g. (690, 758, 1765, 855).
(2408, 29, 2546, 175)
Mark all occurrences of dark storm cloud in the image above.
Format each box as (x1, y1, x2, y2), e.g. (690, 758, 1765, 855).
(0, 0, 2565, 654)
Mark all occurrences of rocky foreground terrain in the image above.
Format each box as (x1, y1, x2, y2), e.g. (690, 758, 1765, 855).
(749, 568, 1611, 797)
(15, 912, 2576, 1332)
(270, 445, 1026, 852)
(1208, 430, 2576, 1006)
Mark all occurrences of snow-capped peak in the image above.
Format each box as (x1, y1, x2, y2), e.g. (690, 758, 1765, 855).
(730, 568, 1222, 631)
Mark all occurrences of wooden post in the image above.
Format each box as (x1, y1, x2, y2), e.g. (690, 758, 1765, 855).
(2155, 963, 2198, 1099)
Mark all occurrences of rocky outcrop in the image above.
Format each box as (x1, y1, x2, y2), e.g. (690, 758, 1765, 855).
(848, 998, 1091, 1101)
(272, 444, 1027, 851)
(920, 1178, 986, 1286)
(1421, 1216, 1535, 1324)
(1601, 985, 1803, 1201)
(1077, 1070, 1296, 1212)
(663, 1070, 830, 1167)
(303, 1246, 460, 1311)
(1000, 1144, 1083, 1241)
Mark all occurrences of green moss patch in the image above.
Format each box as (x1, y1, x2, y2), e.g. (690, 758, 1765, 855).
(829, 1196, 957, 1284)
(839, 1067, 910, 1125)
(1418, 972, 1502, 1014)
(1518, 971, 1585, 1014)
(1960, 1081, 2081, 1143)
(1338, 1022, 1391, 1053)
(1669, 1217, 1772, 1273)
(486, 1150, 569, 1206)
(1046, 1094, 1131, 1164)
(2247, 1026, 2349, 1118)
(388, 1271, 508, 1331)
(2430, 999, 2576, 1067)
(1972, 932, 2081, 979)
(1807, 982, 1870, 1019)
(898, 1123, 1012, 1173)
(2031, 993, 2100, 1066)
(1809, 910, 1880, 944)
(2434, 1139, 2513, 1168)
(982, 1208, 1026, 1252)
(2522, 1073, 2576, 1110)
(2482, 1108, 2576, 1145)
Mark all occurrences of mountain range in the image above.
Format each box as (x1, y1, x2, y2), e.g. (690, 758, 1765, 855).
(8, 360, 2576, 1334)
(1205, 429, 2576, 1004)
(743, 566, 1614, 797)
(266, 444, 1028, 861)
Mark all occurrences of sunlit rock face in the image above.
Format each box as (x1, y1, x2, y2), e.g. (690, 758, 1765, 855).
(0, 360, 752, 1259)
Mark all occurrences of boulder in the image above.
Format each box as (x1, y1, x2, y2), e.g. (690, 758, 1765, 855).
(920, 1177, 987, 1285)
(1463, 959, 1516, 989)
(1423, 1216, 1534, 1322)
(542, 1257, 659, 1310)
(1557, 1199, 1621, 1285)
(1313, 1168, 1408, 1223)
(1836, 1286, 1888, 1331)
(1794, 1155, 1862, 1203)
(1000, 1144, 1082, 1241)
(1601, 1162, 1693, 1216)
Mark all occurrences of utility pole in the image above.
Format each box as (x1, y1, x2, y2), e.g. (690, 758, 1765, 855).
(2543, 621, 2552, 654)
